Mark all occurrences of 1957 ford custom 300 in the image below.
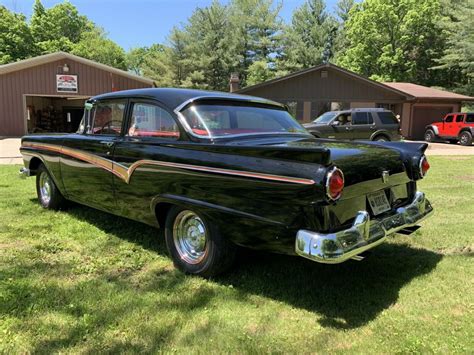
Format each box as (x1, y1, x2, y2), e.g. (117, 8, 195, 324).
(20, 88, 433, 277)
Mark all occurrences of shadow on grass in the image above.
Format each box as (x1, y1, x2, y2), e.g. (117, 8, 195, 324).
(21, 200, 443, 332)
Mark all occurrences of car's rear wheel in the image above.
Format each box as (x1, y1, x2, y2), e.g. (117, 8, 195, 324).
(459, 131, 473, 146)
(424, 129, 436, 142)
(165, 206, 236, 277)
(36, 164, 66, 210)
(373, 135, 390, 142)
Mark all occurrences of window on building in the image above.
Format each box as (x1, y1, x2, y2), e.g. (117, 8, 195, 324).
(128, 103, 179, 139)
(91, 100, 127, 135)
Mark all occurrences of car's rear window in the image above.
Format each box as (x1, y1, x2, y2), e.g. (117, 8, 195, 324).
(180, 102, 308, 138)
(377, 112, 399, 124)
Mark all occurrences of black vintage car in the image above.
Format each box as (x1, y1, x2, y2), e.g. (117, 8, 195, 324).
(20, 88, 433, 277)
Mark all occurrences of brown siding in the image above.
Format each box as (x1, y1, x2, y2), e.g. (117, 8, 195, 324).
(0, 58, 152, 136)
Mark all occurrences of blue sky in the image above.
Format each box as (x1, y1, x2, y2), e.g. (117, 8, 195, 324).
(1, 0, 338, 50)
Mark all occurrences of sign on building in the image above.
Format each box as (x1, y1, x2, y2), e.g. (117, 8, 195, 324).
(56, 74, 78, 93)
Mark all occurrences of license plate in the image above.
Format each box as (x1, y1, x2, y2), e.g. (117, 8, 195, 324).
(367, 190, 391, 216)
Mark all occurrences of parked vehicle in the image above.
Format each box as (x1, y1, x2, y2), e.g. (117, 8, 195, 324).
(303, 108, 402, 141)
(424, 112, 474, 146)
(19, 89, 433, 277)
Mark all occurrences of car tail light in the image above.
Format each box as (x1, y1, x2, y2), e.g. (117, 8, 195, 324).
(326, 167, 344, 201)
(419, 156, 430, 177)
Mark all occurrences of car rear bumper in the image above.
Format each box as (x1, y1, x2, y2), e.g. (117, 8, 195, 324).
(295, 191, 433, 264)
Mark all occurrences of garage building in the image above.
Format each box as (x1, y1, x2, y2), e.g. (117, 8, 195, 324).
(0, 52, 154, 136)
(235, 63, 474, 140)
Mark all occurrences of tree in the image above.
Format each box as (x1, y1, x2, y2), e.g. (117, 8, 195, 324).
(30, 0, 89, 53)
(246, 60, 276, 85)
(336, 0, 448, 86)
(433, 0, 474, 96)
(0, 6, 36, 64)
(167, 27, 192, 87)
(230, 0, 283, 85)
(27, 0, 127, 70)
(180, 1, 241, 90)
(279, 0, 338, 72)
(127, 44, 174, 87)
(72, 28, 127, 70)
(332, 0, 355, 62)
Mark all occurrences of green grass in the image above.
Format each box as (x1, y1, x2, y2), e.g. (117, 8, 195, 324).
(1, 157, 473, 353)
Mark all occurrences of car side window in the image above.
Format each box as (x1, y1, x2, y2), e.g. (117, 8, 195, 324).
(91, 100, 127, 135)
(455, 114, 464, 123)
(352, 112, 372, 125)
(377, 112, 398, 124)
(445, 115, 454, 123)
(466, 114, 474, 123)
(128, 102, 179, 139)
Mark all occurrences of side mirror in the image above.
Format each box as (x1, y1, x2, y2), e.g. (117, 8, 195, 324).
(396, 114, 400, 120)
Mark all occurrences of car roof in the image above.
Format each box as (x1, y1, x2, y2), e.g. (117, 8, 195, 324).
(90, 88, 285, 111)
(337, 108, 393, 114)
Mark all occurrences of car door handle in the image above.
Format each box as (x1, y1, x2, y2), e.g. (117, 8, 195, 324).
(100, 141, 115, 148)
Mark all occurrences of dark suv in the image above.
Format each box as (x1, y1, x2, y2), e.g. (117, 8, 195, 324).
(303, 108, 402, 141)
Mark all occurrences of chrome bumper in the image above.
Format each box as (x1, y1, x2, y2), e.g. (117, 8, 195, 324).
(19, 167, 30, 179)
(295, 191, 433, 264)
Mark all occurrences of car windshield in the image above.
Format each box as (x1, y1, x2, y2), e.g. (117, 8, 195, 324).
(313, 112, 337, 124)
(179, 102, 309, 138)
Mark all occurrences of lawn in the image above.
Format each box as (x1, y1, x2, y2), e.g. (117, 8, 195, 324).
(1, 157, 473, 353)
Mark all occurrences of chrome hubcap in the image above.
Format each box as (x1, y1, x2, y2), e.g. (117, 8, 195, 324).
(39, 172, 52, 205)
(460, 135, 467, 144)
(173, 210, 207, 264)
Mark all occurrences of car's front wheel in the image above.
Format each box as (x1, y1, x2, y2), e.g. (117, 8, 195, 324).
(36, 164, 66, 210)
(424, 129, 436, 142)
(459, 131, 473, 146)
(165, 206, 236, 277)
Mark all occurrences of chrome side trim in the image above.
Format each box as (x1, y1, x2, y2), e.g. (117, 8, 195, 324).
(295, 191, 433, 264)
(173, 95, 286, 113)
(21, 142, 315, 186)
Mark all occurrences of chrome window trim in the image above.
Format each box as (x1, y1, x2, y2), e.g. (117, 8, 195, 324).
(173, 97, 310, 140)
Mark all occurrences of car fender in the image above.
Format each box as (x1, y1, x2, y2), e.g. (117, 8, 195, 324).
(308, 130, 322, 138)
(370, 130, 391, 141)
(150, 194, 285, 228)
(425, 124, 439, 135)
(18, 150, 68, 198)
(459, 126, 474, 136)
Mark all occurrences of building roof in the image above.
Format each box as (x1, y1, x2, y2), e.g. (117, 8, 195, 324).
(237, 63, 410, 98)
(91, 87, 285, 111)
(382, 82, 474, 101)
(237, 62, 474, 102)
(0, 51, 154, 86)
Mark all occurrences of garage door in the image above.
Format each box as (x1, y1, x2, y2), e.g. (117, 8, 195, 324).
(411, 107, 453, 140)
